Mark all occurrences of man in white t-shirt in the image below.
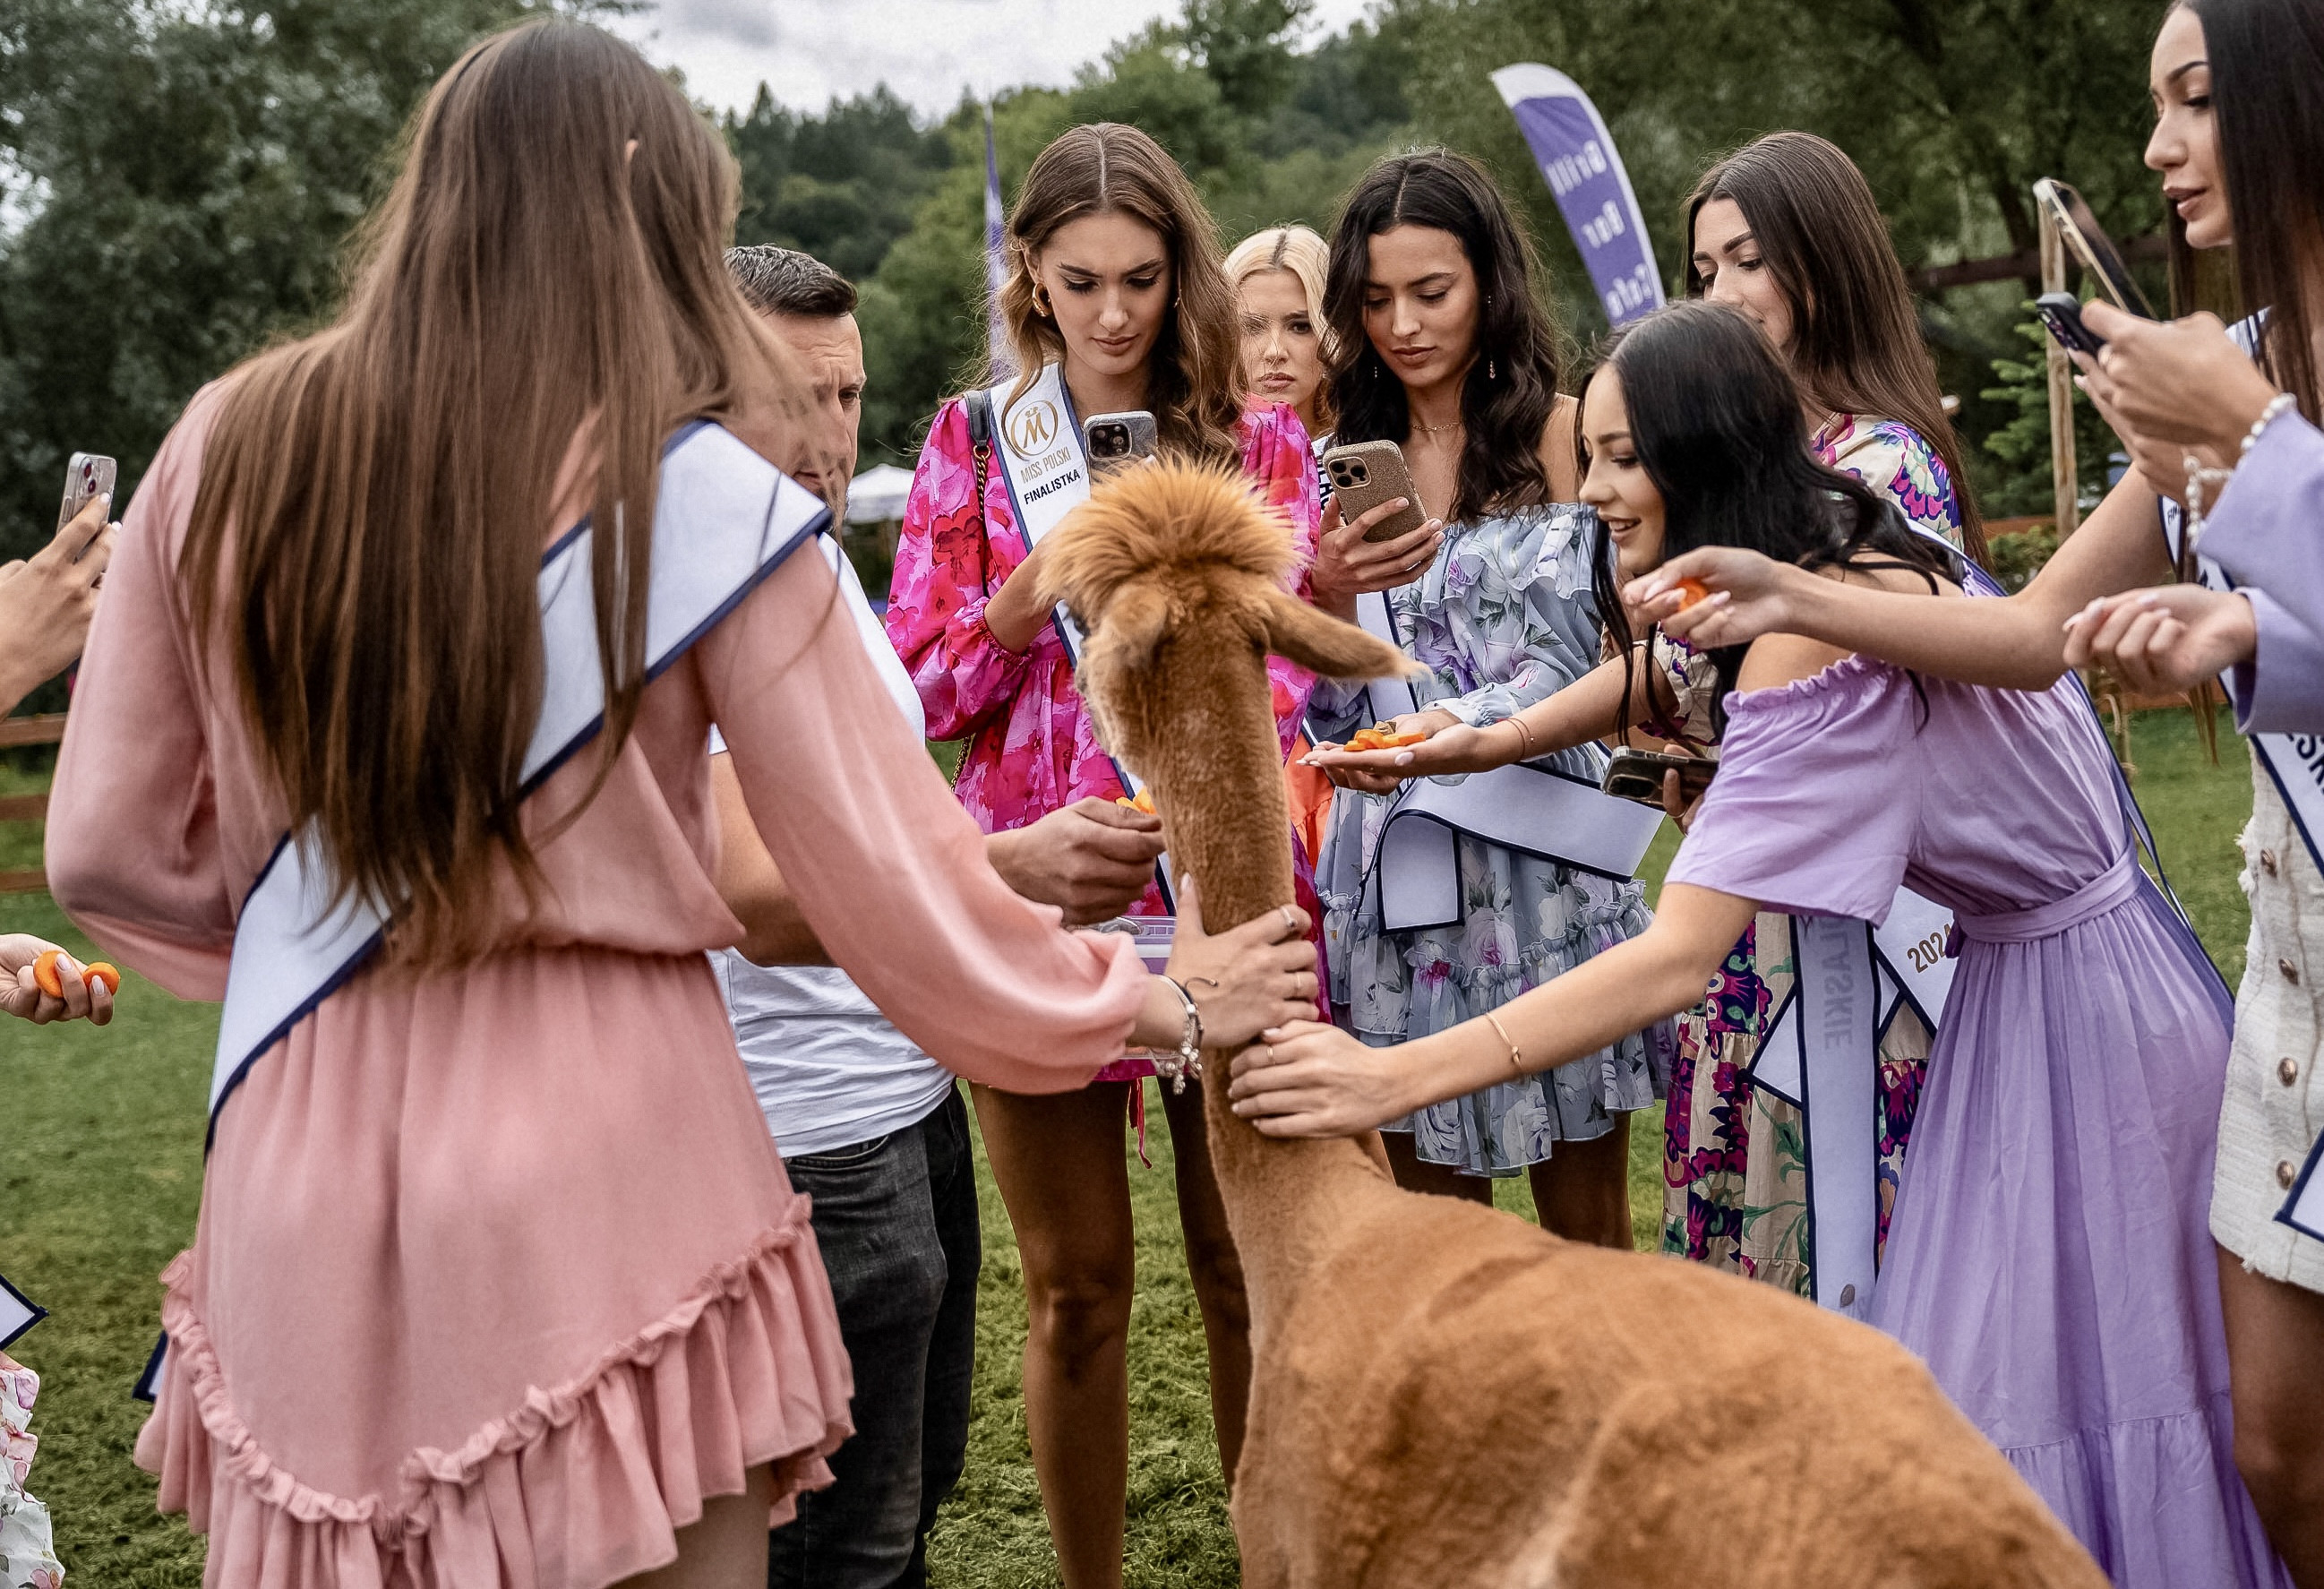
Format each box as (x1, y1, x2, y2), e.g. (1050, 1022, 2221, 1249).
(714, 246, 1164, 1589)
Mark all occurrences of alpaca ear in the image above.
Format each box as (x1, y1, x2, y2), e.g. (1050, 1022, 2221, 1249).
(1257, 588, 1417, 682)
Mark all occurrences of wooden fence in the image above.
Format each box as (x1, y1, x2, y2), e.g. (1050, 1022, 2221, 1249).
(0, 715, 67, 893)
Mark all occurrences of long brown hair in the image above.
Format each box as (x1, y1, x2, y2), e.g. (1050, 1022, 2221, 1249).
(1323, 150, 1567, 524)
(181, 21, 801, 965)
(1685, 133, 1988, 564)
(990, 123, 1244, 466)
(2173, 0, 2324, 424)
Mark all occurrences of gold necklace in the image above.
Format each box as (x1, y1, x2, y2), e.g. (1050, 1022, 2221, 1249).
(1413, 419, 1464, 435)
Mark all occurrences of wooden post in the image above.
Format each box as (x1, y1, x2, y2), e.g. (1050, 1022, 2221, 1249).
(2041, 217, 2080, 537)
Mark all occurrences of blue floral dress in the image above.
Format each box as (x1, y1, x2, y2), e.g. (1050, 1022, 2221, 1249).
(1313, 503, 1673, 1175)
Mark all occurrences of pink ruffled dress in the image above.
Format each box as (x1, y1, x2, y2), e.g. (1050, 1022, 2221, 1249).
(883, 398, 1322, 1084)
(44, 386, 1150, 1589)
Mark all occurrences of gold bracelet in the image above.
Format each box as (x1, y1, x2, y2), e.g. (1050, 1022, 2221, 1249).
(1483, 1009, 1525, 1074)
(1507, 717, 1537, 759)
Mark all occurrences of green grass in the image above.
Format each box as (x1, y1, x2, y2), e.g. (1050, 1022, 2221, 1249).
(0, 707, 2256, 1585)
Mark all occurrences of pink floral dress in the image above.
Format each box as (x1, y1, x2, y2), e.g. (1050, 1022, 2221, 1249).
(885, 397, 1324, 1085)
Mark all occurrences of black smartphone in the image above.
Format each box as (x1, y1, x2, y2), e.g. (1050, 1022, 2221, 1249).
(1083, 411, 1158, 477)
(2032, 179, 2154, 318)
(2035, 292, 2106, 357)
(1601, 747, 1717, 808)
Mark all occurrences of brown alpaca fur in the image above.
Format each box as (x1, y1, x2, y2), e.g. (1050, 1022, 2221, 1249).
(1039, 459, 2106, 1589)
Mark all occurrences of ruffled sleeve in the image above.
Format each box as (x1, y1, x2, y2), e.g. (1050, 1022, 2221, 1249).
(882, 398, 1033, 742)
(47, 384, 238, 1000)
(701, 541, 1145, 1092)
(2204, 411, 2324, 731)
(1666, 654, 1921, 924)
(1816, 416, 1962, 549)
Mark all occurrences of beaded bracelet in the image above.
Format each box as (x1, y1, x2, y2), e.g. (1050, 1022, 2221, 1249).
(1155, 975, 1205, 1092)
(2243, 391, 2299, 459)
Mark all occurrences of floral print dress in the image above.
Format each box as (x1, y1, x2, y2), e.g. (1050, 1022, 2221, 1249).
(885, 392, 1325, 1085)
(1314, 503, 1672, 1175)
(1660, 415, 1961, 1289)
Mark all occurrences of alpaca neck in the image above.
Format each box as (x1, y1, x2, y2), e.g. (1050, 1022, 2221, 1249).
(1139, 636, 1386, 1293)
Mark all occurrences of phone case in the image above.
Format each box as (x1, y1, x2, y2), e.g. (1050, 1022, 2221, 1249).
(1600, 748, 1715, 805)
(1083, 411, 1159, 477)
(1322, 440, 1429, 543)
(58, 452, 117, 537)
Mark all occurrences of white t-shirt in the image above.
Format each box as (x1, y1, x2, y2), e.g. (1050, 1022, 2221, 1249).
(707, 539, 953, 1158)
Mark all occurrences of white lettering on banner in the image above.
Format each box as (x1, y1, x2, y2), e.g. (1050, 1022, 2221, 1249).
(1602, 264, 1657, 322)
(1579, 199, 1627, 247)
(1541, 138, 1610, 196)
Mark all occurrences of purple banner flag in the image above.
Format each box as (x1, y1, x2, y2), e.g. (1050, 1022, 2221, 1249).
(984, 104, 1012, 375)
(1491, 64, 1663, 326)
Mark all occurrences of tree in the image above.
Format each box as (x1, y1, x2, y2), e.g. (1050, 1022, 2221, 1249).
(0, 0, 612, 576)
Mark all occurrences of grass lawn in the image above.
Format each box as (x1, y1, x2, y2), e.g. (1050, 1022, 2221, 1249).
(0, 706, 2258, 1585)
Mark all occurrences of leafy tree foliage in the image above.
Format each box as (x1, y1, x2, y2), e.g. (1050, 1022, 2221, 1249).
(0, 0, 610, 572)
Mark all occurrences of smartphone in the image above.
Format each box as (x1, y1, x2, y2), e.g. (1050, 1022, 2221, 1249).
(2035, 292, 2106, 357)
(1083, 411, 1158, 477)
(2032, 179, 2155, 318)
(57, 452, 117, 562)
(1601, 746, 1717, 807)
(1321, 440, 1429, 543)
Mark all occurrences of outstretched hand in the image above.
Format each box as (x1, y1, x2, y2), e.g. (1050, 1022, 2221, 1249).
(0, 935, 115, 1026)
(1625, 547, 1799, 651)
(2062, 583, 2255, 697)
(1301, 709, 1475, 793)
(1164, 875, 1319, 1050)
(1226, 1018, 1409, 1137)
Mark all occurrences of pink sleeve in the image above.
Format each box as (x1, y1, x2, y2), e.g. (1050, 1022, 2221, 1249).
(47, 388, 237, 999)
(1243, 407, 1324, 740)
(705, 541, 1145, 1091)
(882, 399, 1033, 741)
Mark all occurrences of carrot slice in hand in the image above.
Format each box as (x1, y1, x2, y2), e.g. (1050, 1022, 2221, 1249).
(31, 949, 71, 997)
(1672, 577, 1711, 609)
(1115, 789, 1158, 814)
(85, 962, 121, 995)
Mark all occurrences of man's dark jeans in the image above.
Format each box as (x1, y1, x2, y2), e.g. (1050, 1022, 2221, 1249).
(770, 1086, 980, 1589)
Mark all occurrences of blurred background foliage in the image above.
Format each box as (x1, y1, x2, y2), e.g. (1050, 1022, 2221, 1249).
(2, 0, 2172, 580)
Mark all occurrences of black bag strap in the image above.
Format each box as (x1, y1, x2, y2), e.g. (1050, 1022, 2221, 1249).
(965, 389, 994, 518)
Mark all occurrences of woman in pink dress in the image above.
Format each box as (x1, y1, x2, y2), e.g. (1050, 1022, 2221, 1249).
(882, 123, 1320, 1587)
(42, 29, 1315, 1589)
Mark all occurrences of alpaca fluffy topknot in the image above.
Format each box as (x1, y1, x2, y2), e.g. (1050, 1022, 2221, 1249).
(1037, 457, 1297, 632)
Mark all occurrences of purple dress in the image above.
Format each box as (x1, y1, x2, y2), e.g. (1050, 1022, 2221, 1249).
(1668, 647, 2286, 1588)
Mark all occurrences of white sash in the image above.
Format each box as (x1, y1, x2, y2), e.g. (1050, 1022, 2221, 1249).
(208, 422, 829, 1133)
(983, 364, 1171, 910)
(135, 424, 827, 1408)
(1348, 589, 1661, 931)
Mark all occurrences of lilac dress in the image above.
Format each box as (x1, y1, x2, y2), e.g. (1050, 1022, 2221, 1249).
(1668, 646, 2285, 1588)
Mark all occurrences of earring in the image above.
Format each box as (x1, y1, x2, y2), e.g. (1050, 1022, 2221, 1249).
(1488, 358, 1497, 381)
(1032, 288, 1051, 318)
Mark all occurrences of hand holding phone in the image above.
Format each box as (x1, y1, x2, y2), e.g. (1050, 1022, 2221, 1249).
(2035, 293, 2106, 358)
(1322, 441, 1430, 543)
(57, 453, 117, 561)
(1601, 745, 1717, 809)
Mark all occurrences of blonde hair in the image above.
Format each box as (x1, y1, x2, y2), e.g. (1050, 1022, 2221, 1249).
(990, 123, 1243, 467)
(1226, 225, 1334, 427)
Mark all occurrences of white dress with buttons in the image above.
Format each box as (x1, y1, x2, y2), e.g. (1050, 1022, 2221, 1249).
(2212, 764, 2324, 1290)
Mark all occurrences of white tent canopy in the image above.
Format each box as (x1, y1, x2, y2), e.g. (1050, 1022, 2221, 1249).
(845, 463, 914, 526)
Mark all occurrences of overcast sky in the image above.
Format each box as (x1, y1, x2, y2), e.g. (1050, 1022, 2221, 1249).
(611, 0, 1379, 119)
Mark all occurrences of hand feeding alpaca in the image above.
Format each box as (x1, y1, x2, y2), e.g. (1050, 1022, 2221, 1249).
(1039, 458, 2105, 1588)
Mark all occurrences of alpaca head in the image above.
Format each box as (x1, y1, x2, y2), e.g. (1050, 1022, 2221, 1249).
(1037, 459, 1414, 778)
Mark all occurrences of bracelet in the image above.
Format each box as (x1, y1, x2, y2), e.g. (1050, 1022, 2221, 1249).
(1156, 975, 1205, 1093)
(2242, 391, 2298, 460)
(1483, 1009, 1525, 1075)
(1506, 716, 1538, 760)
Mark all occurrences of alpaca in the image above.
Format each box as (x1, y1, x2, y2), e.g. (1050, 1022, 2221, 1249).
(1038, 459, 2105, 1589)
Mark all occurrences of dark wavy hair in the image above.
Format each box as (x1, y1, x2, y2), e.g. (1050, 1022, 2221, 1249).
(1323, 150, 1565, 523)
(1684, 133, 1986, 566)
(2171, 0, 2324, 424)
(1582, 301, 1958, 738)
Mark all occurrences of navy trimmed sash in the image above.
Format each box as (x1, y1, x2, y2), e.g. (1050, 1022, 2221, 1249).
(1347, 588, 1662, 932)
(134, 424, 826, 1402)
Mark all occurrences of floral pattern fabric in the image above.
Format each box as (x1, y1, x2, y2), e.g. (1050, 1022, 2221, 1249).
(1660, 415, 1960, 1290)
(0, 1355, 61, 1589)
(885, 391, 1325, 1083)
(1314, 503, 1673, 1175)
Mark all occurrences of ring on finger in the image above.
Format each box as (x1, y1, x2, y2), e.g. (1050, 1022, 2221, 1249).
(1278, 904, 1298, 934)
